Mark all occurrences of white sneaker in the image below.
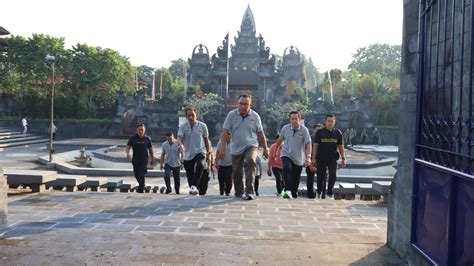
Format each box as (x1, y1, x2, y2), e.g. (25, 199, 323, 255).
(282, 191, 292, 199)
(190, 185, 199, 195)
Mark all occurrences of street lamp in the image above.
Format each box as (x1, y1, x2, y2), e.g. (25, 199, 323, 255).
(45, 55, 55, 163)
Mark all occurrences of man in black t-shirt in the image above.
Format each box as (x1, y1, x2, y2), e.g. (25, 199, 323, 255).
(126, 123, 155, 193)
(312, 114, 346, 199)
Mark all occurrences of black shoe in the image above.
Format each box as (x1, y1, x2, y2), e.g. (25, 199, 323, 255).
(255, 192, 259, 197)
(225, 192, 230, 196)
(165, 189, 172, 194)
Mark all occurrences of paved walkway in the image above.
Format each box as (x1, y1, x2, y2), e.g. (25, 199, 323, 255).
(0, 192, 404, 265)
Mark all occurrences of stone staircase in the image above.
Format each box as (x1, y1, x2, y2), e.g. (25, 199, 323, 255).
(0, 127, 49, 148)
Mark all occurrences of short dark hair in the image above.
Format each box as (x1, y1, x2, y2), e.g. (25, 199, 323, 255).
(185, 107, 198, 116)
(326, 114, 336, 119)
(238, 94, 252, 101)
(165, 132, 174, 137)
(289, 111, 301, 119)
(137, 123, 146, 128)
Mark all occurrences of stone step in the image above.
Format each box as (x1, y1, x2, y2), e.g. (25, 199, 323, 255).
(355, 183, 382, 200)
(101, 180, 123, 192)
(0, 133, 35, 139)
(0, 138, 50, 148)
(0, 135, 44, 144)
(0, 131, 26, 137)
(46, 175, 87, 192)
(77, 177, 108, 192)
(4, 169, 57, 193)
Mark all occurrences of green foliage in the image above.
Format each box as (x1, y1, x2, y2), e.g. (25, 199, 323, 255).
(169, 58, 189, 80)
(182, 93, 223, 121)
(0, 34, 135, 118)
(348, 43, 401, 79)
(265, 102, 312, 130)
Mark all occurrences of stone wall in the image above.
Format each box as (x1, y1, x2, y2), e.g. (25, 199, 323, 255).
(0, 167, 7, 225)
(387, 0, 428, 264)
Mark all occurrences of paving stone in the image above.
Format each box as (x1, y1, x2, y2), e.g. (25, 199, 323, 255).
(178, 227, 218, 235)
(134, 226, 178, 233)
(220, 229, 260, 237)
(1, 191, 403, 265)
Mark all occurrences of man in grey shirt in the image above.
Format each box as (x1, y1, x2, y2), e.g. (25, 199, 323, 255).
(177, 107, 212, 195)
(273, 111, 312, 199)
(160, 132, 183, 194)
(218, 94, 269, 200)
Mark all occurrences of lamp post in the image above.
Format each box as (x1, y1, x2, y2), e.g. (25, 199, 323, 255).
(45, 55, 55, 163)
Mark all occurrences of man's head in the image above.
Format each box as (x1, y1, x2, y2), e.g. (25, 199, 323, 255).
(313, 123, 324, 134)
(289, 111, 301, 128)
(325, 114, 336, 130)
(165, 132, 174, 143)
(185, 107, 198, 124)
(136, 123, 146, 137)
(237, 94, 252, 115)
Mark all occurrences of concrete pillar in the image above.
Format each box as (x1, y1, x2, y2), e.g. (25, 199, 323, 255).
(0, 167, 7, 225)
(387, 0, 429, 264)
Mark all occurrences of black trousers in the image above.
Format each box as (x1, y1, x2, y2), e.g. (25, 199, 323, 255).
(316, 158, 338, 196)
(254, 175, 260, 195)
(305, 166, 316, 198)
(132, 161, 147, 193)
(199, 169, 210, 195)
(217, 165, 233, 195)
(164, 164, 180, 194)
(281, 156, 303, 198)
(183, 153, 205, 188)
(272, 167, 284, 194)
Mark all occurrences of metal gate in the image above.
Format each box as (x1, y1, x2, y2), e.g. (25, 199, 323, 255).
(413, 0, 474, 265)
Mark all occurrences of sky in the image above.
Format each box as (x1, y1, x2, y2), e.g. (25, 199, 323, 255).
(2, 0, 403, 71)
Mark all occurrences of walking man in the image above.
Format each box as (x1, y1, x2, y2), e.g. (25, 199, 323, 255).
(160, 132, 183, 194)
(218, 94, 269, 200)
(177, 107, 212, 195)
(312, 114, 346, 199)
(22, 117, 28, 135)
(273, 111, 312, 199)
(126, 123, 155, 193)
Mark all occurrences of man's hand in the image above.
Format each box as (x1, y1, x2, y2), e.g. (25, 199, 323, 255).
(126, 153, 131, 161)
(267, 169, 272, 177)
(217, 147, 226, 160)
(160, 164, 164, 171)
(262, 148, 269, 160)
(341, 158, 347, 168)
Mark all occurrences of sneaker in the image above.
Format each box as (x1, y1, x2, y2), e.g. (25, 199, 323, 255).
(225, 192, 230, 196)
(255, 192, 259, 197)
(190, 185, 199, 195)
(165, 189, 172, 194)
(282, 191, 292, 199)
(326, 194, 334, 200)
(243, 194, 254, 200)
(316, 193, 321, 199)
(276, 192, 282, 197)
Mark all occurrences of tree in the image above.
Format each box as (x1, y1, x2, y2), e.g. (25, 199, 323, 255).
(265, 102, 312, 131)
(348, 43, 401, 80)
(182, 93, 222, 121)
(169, 58, 188, 80)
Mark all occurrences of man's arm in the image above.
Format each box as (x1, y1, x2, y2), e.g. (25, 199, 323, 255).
(125, 146, 132, 161)
(272, 139, 283, 160)
(312, 143, 319, 163)
(338, 144, 346, 168)
(267, 147, 273, 176)
(257, 131, 269, 159)
(304, 143, 312, 167)
(217, 129, 230, 160)
(160, 148, 165, 170)
(148, 146, 155, 164)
